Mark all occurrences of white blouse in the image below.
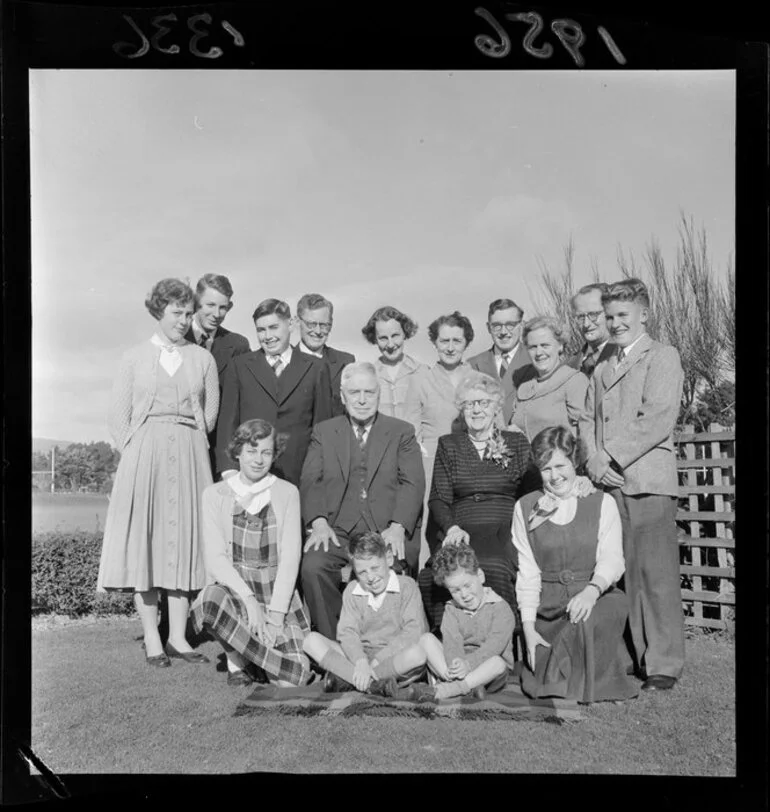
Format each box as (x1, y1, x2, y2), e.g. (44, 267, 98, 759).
(511, 493, 625, 623)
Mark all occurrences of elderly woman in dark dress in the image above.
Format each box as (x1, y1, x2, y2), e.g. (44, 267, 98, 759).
(418, 371, 536, 630)
(190, 419, 312, 687)
(512, 426, 638, 703)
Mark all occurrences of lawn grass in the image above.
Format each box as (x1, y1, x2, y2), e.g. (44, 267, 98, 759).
(31, 618, 734, 775)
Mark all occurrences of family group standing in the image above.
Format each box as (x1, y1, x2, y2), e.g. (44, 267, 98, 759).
(97, 272, 685, 700)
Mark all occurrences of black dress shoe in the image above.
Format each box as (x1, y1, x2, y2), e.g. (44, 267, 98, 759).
(146, 652, 171, 668)
(641, 674, 677, 691)
(471, 685, 487, 700)
(227, 670, 254, 687)
(165, 643, 210, 664)
(323, 672, 354, 693)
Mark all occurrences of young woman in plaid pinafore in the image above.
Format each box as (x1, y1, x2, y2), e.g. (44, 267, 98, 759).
(191, 419, 312, 687)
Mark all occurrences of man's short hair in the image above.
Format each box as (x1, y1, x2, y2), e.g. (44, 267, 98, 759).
(349, 531, 389, 560)
(195, 274, 234, 308)
(340, 361, 380, 390)
(252, 298, 291, 322)
(570, 282, 609, 309)
(487, 298, 524, 322)
(602, 278, 650, 308)
(297, 293, 334, 318)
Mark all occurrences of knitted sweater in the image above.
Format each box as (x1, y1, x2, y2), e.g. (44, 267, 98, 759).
(441, 588, 515, 670)
(108, 338, 219, 449)
(337, 574, 428, 664)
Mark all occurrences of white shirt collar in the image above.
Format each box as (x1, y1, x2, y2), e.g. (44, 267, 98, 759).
(352, 569, 400, 609)
(298, 341, 325, 359)
(350, 417, 376, 442)
(456, 586, 503, 615)
(227, 473, 276, 514)
(620, 333, 645, 358)
(266, 345, 293, 368)
(493, 343, 518, 362)
(585, 338, 609, 358)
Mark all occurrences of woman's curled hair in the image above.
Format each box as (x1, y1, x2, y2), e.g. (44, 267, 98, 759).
(361, 305, 419, 344)
(227, 419, 288, 463)
(145, 278, 195, 320)
(427, 311, 474, 345)
(454, 371, 503, 410)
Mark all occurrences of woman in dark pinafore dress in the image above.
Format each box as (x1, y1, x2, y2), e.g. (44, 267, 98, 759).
(512, 426, 639, 703)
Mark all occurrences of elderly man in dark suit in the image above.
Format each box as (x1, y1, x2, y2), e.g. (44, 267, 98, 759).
(186, 274, 250, 471)
(567, 283, 615, 377)
(216, 298, 333, 486)
(468, 298, 533, 424)
(300, 362, 425, 639)
(296, 293, 355, 416)
(579, 278, 685, 692)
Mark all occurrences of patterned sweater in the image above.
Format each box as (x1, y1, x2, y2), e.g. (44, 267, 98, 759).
(108, 338, 219, 449)
(441, 587, 515, 670)
(337, 574, 428, 664)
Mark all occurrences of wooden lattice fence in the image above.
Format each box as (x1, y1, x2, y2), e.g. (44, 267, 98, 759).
(675, 423, 735, 631)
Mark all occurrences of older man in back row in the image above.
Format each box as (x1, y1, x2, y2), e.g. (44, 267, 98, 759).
(300, 362, 425, 639)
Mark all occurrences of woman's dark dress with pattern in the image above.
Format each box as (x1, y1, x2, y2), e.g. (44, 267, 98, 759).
(517, 490, 639, 703)
(191, 501, 311, 685)
(419, 430, 538, 631)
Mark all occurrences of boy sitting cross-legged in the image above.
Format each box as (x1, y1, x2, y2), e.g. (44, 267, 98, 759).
(303, 531, 428, 698)
(415, 544, 515, 701)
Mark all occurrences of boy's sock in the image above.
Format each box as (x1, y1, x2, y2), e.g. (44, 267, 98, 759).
(226, 650, 248, 673)
(435, 679, 470, 699)
(319, 649, 356, 685)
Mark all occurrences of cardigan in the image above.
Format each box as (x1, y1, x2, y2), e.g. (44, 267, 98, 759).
(199, 476, 303, 615)
(337, 574, 428, 663)
(108, 337, 219, 449)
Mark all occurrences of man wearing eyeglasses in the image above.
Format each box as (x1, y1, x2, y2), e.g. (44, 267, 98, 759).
(468, 298, 533, 424)
(568, 283, 615, 378)
(299, 362, 425, 638)
(296, 293, 355, 417)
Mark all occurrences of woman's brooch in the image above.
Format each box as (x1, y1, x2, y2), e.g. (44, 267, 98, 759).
(485, 430, 514, 469)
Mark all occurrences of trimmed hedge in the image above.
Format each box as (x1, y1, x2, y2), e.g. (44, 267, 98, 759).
(32, 531, 135, 617)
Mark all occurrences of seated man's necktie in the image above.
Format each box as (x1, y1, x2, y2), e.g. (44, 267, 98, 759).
(272, 357, 284, 377)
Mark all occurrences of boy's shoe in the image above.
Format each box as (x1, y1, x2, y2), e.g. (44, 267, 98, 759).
(227, 670, 254, 687)
(368, 677, 415, 700)
(471, 685, 487, 700)
(410, 683, 437, 703)
(323, 672, 354, 693)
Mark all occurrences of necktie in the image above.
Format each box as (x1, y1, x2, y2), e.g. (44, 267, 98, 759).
(581, 350, 597, 377)
(499, 355, 509, 378)
(355, 424, 367, 450)
(198, 331, 209, 347)
(615, 348, 626, 370)
(272, 357, 284, 377)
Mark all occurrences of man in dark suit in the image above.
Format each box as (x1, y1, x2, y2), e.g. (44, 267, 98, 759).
(216, 298, 333, 486)
(186, 274, 251, 471)
(467, 298, 533, 424)
(296, 293, 355, 416)
(300, 362, 425, 638)
(567, 283, 614, 377)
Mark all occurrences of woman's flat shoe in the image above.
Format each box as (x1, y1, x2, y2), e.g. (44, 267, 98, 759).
(146, 653, 171, 668)
(165, 643, 210, 664)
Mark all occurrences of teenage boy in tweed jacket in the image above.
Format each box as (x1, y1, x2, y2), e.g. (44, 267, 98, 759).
(303, 532, 428, 698)
(578, 277, 685, 692)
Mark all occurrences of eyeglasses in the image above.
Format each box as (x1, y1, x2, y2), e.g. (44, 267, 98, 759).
(574, 311, 604, 324)
(489, 322, 522, 334)
(300, 318, 332, 333)
(461, 399, 493, 411)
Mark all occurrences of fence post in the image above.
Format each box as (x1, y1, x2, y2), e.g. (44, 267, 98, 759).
(710, 422, 735, 623)
(683, 424, 702, 624)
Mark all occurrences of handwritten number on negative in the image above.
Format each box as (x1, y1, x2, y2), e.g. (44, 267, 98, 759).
(113, 14, 150, 59)
(113, 13, 244, 59)
(509, 12, 553, 59)
(473, 7, 512, 58)
(188, 14, 224, 59)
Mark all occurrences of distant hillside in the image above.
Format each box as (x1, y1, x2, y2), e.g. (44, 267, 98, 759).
(33, 438, 74, 454)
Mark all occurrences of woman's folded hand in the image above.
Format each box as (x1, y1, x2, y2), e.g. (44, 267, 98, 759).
(442, 525, 470, 547)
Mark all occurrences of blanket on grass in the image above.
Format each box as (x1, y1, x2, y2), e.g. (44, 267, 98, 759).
(233, 681, 582, 723)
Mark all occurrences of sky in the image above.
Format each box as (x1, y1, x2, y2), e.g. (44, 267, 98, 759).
(30, 69, 735, 444)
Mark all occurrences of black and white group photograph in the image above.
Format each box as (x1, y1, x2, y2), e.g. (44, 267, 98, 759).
(4, 0, 765, 797)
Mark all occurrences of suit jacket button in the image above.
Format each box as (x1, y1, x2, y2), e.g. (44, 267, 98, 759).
(604, 416, 610, 422)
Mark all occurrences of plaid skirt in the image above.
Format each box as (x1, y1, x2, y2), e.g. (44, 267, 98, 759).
(191, 502, 311, 685)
